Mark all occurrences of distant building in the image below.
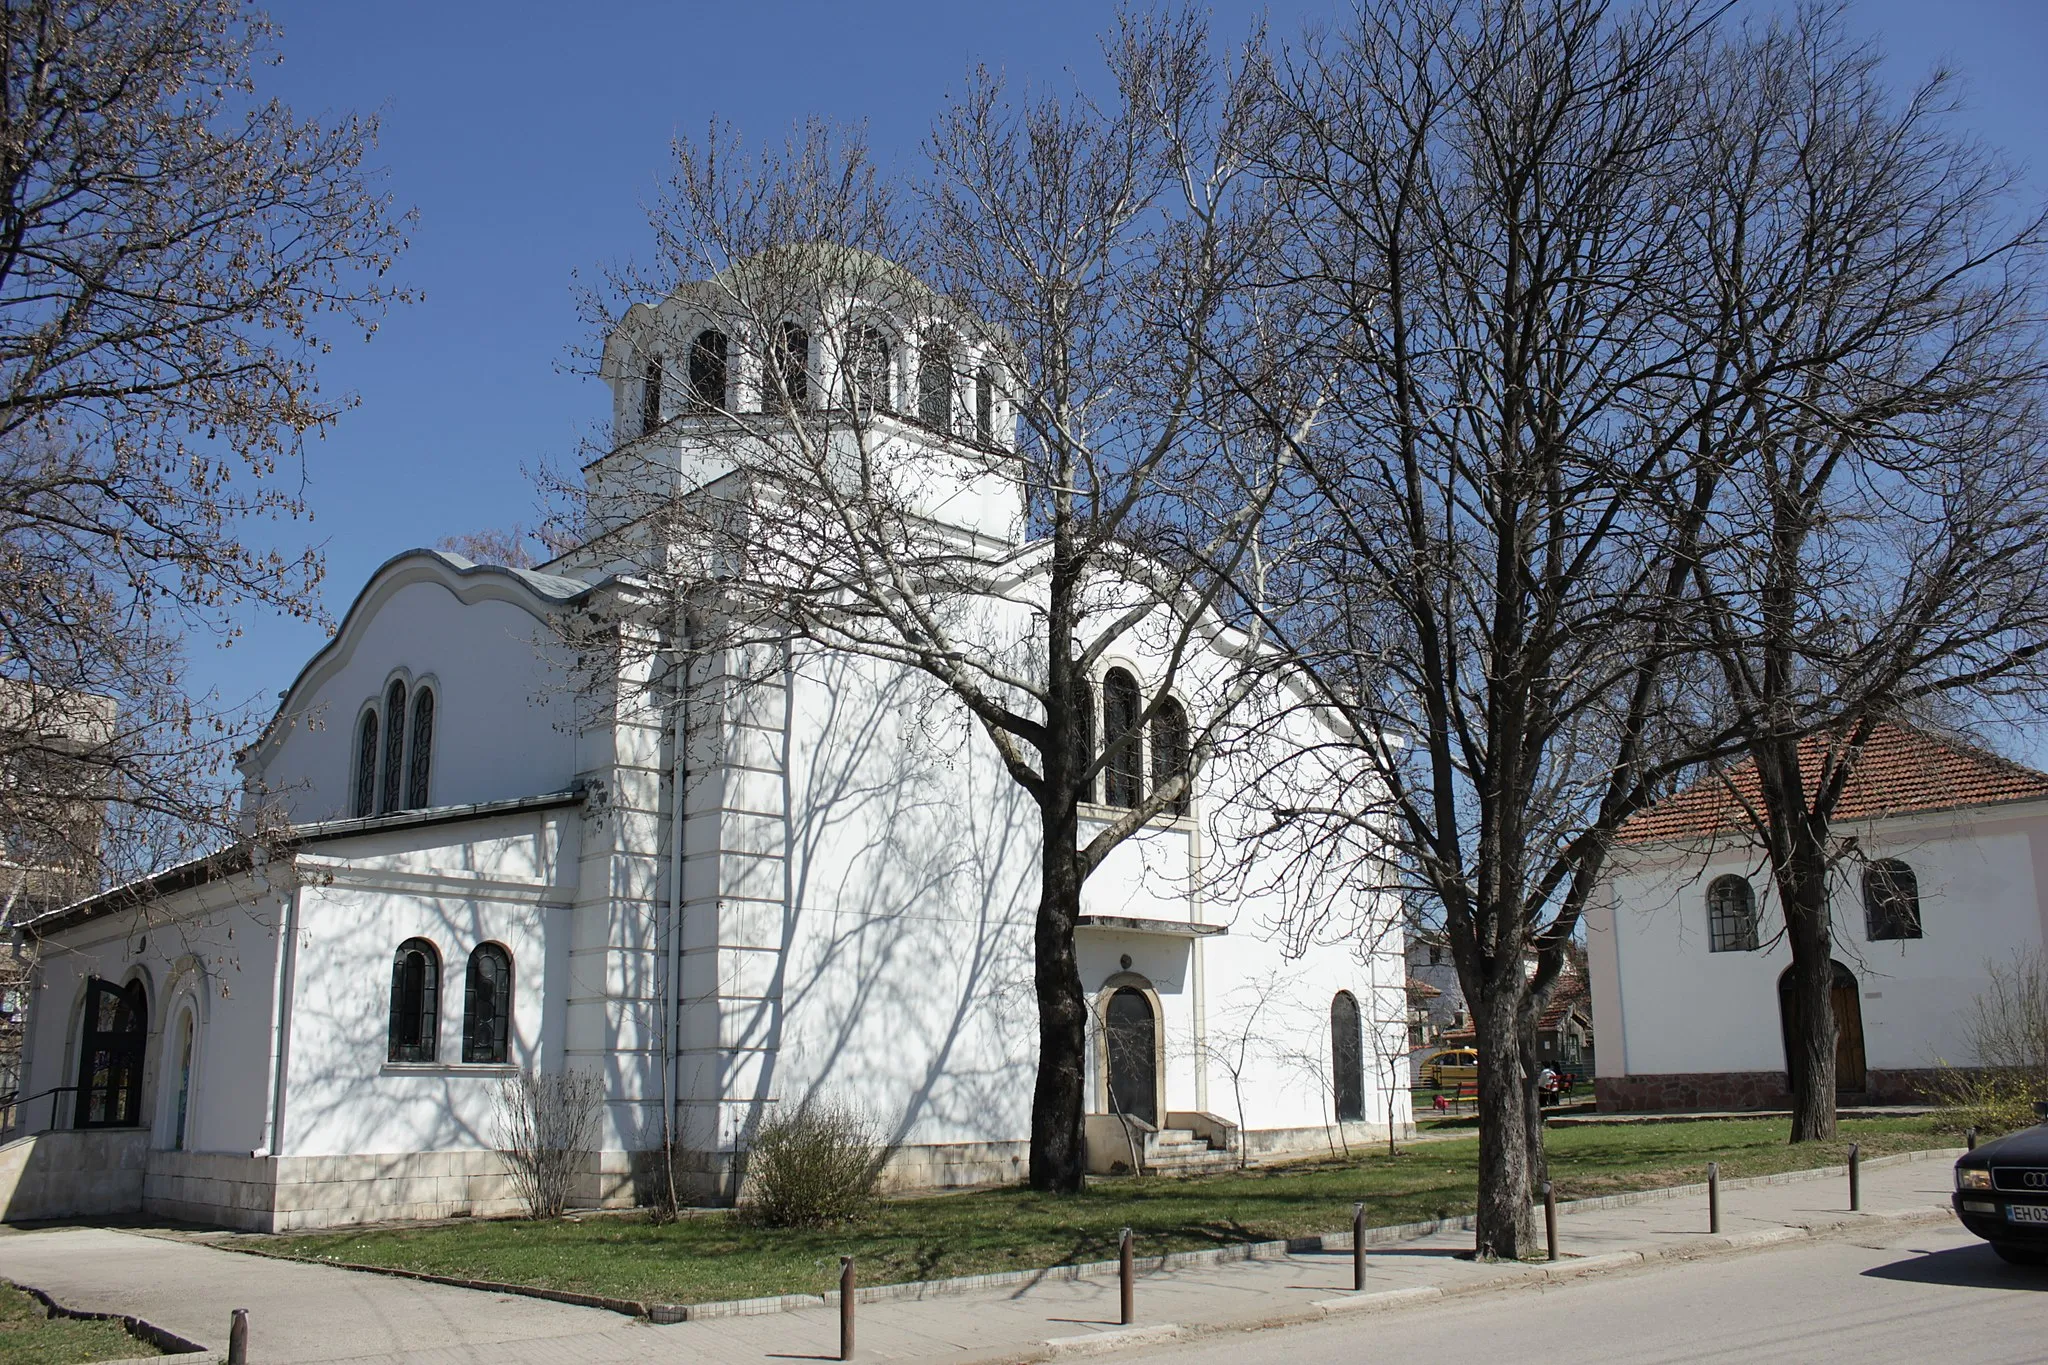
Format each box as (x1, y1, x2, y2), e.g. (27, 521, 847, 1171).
(1588, 724, 2048, 1111)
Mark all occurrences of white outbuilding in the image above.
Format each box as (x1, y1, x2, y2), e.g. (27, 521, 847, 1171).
(3, 258, 1408, 1231)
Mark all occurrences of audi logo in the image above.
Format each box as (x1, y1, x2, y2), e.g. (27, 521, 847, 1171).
(2028, 1172, 2048, 1190)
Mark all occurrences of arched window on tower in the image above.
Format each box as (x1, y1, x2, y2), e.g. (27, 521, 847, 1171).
(1072, 669, 1095, 804)
(463, 943, 512, 1064)
(380, 679, 407, 815)
(975, 366, 995, 443)
(354, 707, 379, 818)
(388, 938, 440, 1063)
(1865, 859, 1922, 941)
(1103, 669, 1143, 808)
(919, 333, 953, 430)
(688, 329, 728, 410)
(772, 323, 808, 410)
(1707, 874, 1758, 952)
(640, 355, 663, 434)
(847, 326, 892, 413)
(1150, 696, 1190, 815)
(406, 687, 435, 810)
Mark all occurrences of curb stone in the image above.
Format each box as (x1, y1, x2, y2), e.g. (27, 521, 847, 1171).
(1043, 1324, 1183, 1357)
(1311, 1285, 1443, 1314)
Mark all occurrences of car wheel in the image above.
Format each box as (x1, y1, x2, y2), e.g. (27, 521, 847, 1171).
(1991, 1242, 2048, 1267)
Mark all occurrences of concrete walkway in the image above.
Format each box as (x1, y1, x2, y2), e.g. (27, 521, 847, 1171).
(0, 1151, 1964, 1364)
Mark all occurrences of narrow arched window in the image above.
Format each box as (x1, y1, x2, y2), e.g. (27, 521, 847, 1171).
(1865, 859, 1921, 941)
(1331, 991, 1365, 1123)
(1103, 669, 1143, 808)
(380, 679, 407, 815)
(688, 329, 728, 411)
(640, 355, 663, 434)
(1072, 671, 1096, 805)
(975, 366, 994, 443)
(406, 687, 435, 810)
(847, 326, 892, 412)
(1150, 696, 1190, 815)
(463, 943, 512, 1064)
(919, 333, 953, 429)
(1707, 874, 1758, 952)
(773, 323, 808, 410)
(353, 708, 379, 818)
(388, 938, 440, 1063)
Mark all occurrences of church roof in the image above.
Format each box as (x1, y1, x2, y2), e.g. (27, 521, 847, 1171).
(1618, 723, 2048, 847)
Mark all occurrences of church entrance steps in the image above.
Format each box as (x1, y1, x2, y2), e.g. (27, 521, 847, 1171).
(1143, 1128, 1238, 1176)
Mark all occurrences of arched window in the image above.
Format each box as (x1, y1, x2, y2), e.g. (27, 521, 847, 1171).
(388, 938, 440, 1063)
(773, 323, 808, 410)
(1707, 874, 1758, 952)
(463, 943, 512, 1064)
(1072, 671, 1095, 804)
(1150, 696, 1190, 815)
(847, 326, 892, 412)
(1331, 991, 1365, 1123)
(169, 1007, 194, 1150)
(353, 708, 379, 818)
(406, 687, 435, 811)
(918, 333, 953, 429)
(1102, 669, 1143, 808)
(379, 679, 407, 814)
(688, 329, 728, 410)
(640, 354, 663, 434)
(74, 977, 147, 1128)
(975, 366, 994, 443)
(1865, 859, 1922, 941)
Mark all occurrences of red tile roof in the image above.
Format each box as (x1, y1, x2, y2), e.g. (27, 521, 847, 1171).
(1441, 970, 1586, 1046)
(1619, 723, 2048, 847)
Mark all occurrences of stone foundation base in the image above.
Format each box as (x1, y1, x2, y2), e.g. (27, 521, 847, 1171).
(1596, 1068, 1961, 1113)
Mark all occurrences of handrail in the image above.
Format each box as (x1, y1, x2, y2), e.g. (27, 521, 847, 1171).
(0, 1085, 77, 1139)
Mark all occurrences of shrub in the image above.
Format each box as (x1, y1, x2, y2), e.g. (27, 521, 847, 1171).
(1934, 947, 2048, 1137)
(496, 1068, 605, 1219)
(1932, 1067, 2048, 1137)
(742, 1100, 887, 1228)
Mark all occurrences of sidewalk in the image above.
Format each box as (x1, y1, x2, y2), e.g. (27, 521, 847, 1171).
(0, 1150, 1963, 1364)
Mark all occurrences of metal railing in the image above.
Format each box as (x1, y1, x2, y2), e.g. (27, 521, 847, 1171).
(0, 1085, 76, 1140)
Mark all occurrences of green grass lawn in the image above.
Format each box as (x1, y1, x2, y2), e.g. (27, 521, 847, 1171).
(263, 1116, 1949, 1308)
(0, 1283, 159, 1365)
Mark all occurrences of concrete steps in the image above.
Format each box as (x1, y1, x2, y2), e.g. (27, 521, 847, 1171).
(1143, 1127, 1238, 1176)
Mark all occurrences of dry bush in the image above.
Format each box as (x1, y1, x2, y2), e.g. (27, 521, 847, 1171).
(741, 1100, 887, 1228)
(1935, 948, 2048, 1136)
(496, 1069, 605, 1219)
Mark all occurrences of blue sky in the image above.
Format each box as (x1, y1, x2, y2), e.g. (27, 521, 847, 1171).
(200, 0, 2048, 722)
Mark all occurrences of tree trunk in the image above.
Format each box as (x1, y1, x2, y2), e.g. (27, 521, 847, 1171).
(1473, 984, 1536, 1259)
(1779, 837, 1839, 1142)
(1029, 811, 1088, 1192)
(1519, 1022, 1548, 1192)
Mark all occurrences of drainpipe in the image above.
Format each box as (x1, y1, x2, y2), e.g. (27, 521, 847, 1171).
(663, 626, 690, 1173)
(257, 884, 300, 1157)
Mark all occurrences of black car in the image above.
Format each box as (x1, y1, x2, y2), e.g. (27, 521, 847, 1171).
(1952, 1103, 2048, 1266)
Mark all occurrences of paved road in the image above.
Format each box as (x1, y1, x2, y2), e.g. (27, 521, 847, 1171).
(1123, 1221, 2048, 1365)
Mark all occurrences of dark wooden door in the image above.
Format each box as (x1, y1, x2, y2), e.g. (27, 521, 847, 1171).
(1831, 968, 1867, 1092)
(1105, 987, 1158, 1125)
(74, 978, 147, 1128)
(1331, 992, 1365, 1122)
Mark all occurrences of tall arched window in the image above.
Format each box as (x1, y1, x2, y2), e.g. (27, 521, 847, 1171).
(1150, 696, 1190, 815)
(463, 943, 512, 1064)
(640, 355, 663, 434)
(1331, 992, 1365, 1123)
(975, 366, 994, 443)
(918, 333, 953, 429)
(388, 938, 440, 1063)
(74, 977, 147, 1128)
(1102, 669, 1143, 808)
(406, 687, 435, 810)
(688, 329, 728, 410)
(380, 679, 407, 814)
(1072, 671, 1095, 804)
(1865, 859, 1922, 941)
(1707, 875, 1758, 952)
(353, 708, 379, 818)
(773, 323, 808, 410)
(847, 326, 892, 412)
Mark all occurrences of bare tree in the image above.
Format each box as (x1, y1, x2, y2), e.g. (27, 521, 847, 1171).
(1674, 8, 2048, 1141)
(0, 0, 410, 898)
(545, 14, 1293, 1193)
(496, 1068, 605, 1219)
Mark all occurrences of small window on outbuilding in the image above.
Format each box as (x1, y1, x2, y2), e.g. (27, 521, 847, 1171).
(1865, 859, 1922, 941)
(463, 943, 512, 1064)
(388, 938, 440, 1063)
(688, 329, 728, 410)
(1707, 874, 1759, 952)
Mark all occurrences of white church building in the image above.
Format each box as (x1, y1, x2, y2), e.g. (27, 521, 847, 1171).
(2, 257, 1407, 1231)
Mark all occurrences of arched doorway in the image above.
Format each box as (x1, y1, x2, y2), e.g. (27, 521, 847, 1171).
(1104, 986, 1159, 1125)
(1331, 992, 1365, 1122)
(75, 977, 148, 1128)
(1777, 960, 1866, 1094)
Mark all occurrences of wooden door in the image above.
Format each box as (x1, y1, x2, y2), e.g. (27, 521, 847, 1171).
(1831, 966, 1867, 1093)
(1105, 987, 1159, 1125)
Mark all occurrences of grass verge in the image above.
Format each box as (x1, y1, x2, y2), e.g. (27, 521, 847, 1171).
(0, 1282, 161, 1364)
(265, 1116, 1947, 1307)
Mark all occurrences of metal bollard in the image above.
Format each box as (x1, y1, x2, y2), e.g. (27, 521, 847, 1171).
(1848, 1142, 1860, 1212)
(1707, 1161, 1720, 1235)
(1542, 1182, 1558, 1262)
(839, 1256, 855, 1361)
(1352, 1202, 1366, 1291)
(227, 1309, 249, 1365)
(1119, 1227, 1135, 1326)
(1967, 1126, 1978, 1152)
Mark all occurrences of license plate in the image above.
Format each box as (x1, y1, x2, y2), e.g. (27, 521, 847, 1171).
(2010, 1204, 2048, 1224)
